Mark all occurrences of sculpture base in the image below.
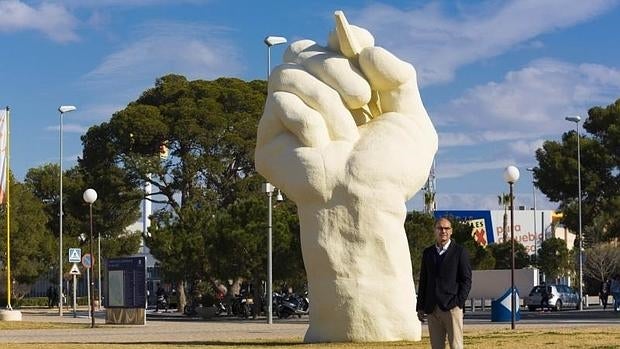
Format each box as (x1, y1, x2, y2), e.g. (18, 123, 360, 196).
(0, 309, 23, 321)
(105, 308, 145, 325)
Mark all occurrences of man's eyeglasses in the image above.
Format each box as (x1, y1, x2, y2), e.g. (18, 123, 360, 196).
(435, 226, 452, 231)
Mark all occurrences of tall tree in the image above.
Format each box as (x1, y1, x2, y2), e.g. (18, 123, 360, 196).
(536, 237, 570, 282)
(583, 243, 620, 282)
(497, 193, 511, 242)
(0, 174, 55, 302)
(451, 219, 496, 270)
(486, 240, 530, 270)
(81, 74, 267, 311)
(206, 196, 303, 288)
(24, 164, 141, 269)
(535, 99, 620, 243)
(404, 211, 436, 283)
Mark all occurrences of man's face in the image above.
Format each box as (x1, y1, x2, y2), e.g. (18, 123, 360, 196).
(434, 219, 452, 245)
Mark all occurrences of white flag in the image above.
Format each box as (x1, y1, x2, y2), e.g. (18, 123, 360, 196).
(0, 109, 7, 204)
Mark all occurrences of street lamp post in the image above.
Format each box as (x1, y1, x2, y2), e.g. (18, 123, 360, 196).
(262, 183, 284, 325)
(58, 105, 76, 316)
(97, 234, 102, 310)
(83, 188, 98, 328)
(526, 168, 537, 257)
(264, 36, 287, 78)
(263, 35, 286, 325)
(263, 183, 274, 324)
(565, 115, 583, 311)
(503, 165, 520, 330)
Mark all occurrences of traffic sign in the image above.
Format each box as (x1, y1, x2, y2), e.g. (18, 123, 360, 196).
(69, 263, 81, 275)
(68, 248, 81, 263)
(82, 253, 92, 268)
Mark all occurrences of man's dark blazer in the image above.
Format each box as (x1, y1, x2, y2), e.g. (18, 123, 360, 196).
(416, 240, 472, 314)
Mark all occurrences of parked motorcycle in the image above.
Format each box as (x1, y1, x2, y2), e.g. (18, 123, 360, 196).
(156, 295, 168, 312)
(275, 292, 309, 319)
(230, 292, 254, 318)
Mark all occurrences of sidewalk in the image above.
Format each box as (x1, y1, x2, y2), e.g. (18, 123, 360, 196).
(2, 308, 309, 344)
(3, 308, 618, 344)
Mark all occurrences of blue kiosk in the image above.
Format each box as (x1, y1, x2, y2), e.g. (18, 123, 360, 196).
(491, 288, 520, 322)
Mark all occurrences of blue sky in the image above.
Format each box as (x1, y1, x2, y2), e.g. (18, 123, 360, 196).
(1, 0, 620, 211)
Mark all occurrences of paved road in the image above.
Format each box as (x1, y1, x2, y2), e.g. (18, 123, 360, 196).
(0, 308, 618, 344)
(466, 307, 620, 325)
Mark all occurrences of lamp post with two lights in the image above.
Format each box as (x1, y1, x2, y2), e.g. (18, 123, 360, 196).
(565, 115, 583, 311)
(262, 34, 287, 325)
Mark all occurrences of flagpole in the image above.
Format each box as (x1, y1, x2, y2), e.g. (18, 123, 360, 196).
(4, 106, 11, 310)
(0, 106, 19, 321)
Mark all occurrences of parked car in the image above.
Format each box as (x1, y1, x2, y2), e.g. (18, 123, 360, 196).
(525, 284, 580, 311)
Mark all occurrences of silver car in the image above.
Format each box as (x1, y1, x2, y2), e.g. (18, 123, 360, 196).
(525, 284, 580, 311)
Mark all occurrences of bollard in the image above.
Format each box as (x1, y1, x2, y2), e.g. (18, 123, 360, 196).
(584, 295, 589, 308)
(470, 298, 475, 312)
(481, 298, 486, 311)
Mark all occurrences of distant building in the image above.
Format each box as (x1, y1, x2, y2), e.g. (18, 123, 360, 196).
(434, 209, 575, 255)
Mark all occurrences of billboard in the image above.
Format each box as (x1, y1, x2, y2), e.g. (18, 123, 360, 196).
(434, 210, 556, 255)
(105, 256, 147, 308)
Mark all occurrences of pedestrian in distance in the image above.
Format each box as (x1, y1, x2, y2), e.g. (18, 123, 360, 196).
(417, 217, 472, 349)
(51, 287, 59, 309)
(611, 274, 620, 312)
(46, 286, 54, 308)
(155, 283, 169, 313)
(599, 278, 610, 310)
(540, 283, 551, 311)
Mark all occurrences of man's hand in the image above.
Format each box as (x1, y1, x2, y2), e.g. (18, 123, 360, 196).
(255, 12, 437, 343)
(417, 310, 426, 323)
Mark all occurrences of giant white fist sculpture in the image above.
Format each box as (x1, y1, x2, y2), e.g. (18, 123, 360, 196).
(255, 12, 437, 342)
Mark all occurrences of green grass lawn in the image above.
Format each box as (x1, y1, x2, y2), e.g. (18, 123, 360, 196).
(1, 323, 619, 348)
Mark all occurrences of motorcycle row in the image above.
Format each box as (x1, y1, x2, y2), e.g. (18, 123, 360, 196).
(183, 290, 310, 319)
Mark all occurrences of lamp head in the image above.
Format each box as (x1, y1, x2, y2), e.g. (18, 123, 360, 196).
(58, 105, 77, 114)
(264, 36, 287, 47)
(83, 188, 98, 204)
(262, 182, 274, 193)
(276, 190, 284, 202)
(503, 165, 520, 184)
(565, 115, 581, 123)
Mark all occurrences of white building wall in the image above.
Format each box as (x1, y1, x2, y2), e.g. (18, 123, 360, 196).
(469, 268, 539, 299)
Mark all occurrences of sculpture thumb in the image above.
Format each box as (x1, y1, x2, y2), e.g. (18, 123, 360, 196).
(334, 10, 382, 119)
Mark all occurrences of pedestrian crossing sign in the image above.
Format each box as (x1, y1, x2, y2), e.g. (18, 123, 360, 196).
(68, 248, 81, 263)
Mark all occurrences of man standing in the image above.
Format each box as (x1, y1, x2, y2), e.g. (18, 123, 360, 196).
(599, 279, 610, 310)
(155, 283, 168, 313)
(417, 217, 472, 349)
(611, 274, 620, 312)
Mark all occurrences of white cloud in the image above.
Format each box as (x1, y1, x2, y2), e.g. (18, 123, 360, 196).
(508, 139, 546, 157)
(438, 132, 477, 147)
(0, 0, 212, 42)
(82, 21, 244, 90)
(431, 192, 558, 211)
(60, 0, 209, 7)
(439, 130, 532, 147)
(435, 58, 620, 142)
(356, 0, 618, 85)
(47, 123, 88, 134)
(0, 1, 79, 42)
(437, 158, 515, 180)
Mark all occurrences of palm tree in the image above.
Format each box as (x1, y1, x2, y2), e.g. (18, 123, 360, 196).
(423, 191, 436, 213)
(497, 193, 512, 242)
